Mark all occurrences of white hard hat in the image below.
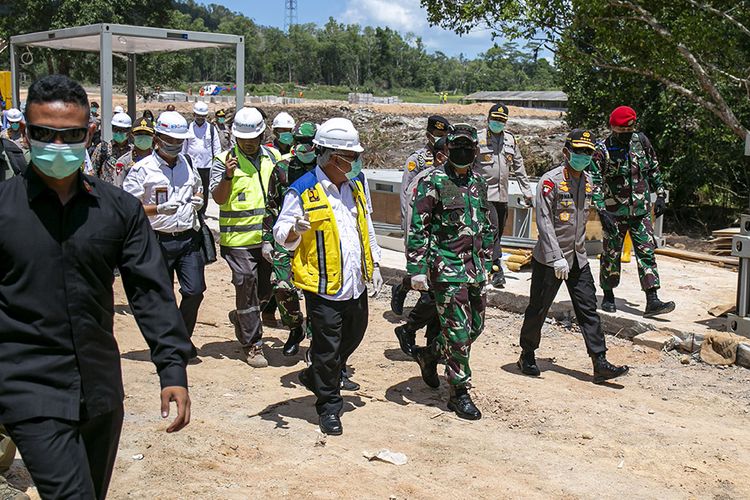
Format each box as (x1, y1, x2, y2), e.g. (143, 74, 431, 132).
(6, 108, 23, 123)
(114, 105, 124, 114)
(155, 111, 192, 139)
(232, 107, 266, 139)
(313, 117, 364, 153)
(193, 101, 209, 116)
(111, 112, 132, 129)
(272, 111, 295, 130)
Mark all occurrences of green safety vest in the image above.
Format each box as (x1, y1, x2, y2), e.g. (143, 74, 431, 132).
(218, 145, 276, 247)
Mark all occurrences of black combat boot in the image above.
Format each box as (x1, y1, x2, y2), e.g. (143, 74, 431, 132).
(491, 263, 506, 288)
(283, 326, 305, 357)
(414, 344, 440, 388)
(643, 289, 675, 318)
(448, 385, 482, 420)
(390, 282, 408, 316)
(592, 353, 629, 384)
(394, 325, 416, 357)
(601, 289, 616, 313)
(517, 350, 541, 376)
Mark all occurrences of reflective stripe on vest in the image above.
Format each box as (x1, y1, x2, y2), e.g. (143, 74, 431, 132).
(290, 171, 374, 295)
(218, 146, 274, 247)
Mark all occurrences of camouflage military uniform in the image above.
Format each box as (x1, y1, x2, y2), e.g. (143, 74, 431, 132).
(591, 132, 666, 291)
(407, 164, 493, 386)
(86, 140, 132, 187)
(262, 155, 316, 333)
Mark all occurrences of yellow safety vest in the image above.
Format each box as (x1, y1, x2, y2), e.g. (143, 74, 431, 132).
(289, 171, 374, 295)
(217, 145, 275, 247)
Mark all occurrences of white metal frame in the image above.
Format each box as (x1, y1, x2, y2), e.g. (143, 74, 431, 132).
(10, 24, 245, 142)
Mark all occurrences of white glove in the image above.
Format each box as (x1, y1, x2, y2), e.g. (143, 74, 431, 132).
(190, 194, 204, 211)
(370, 266, 383, 297)
(261, 241, 274, 263)
(411, 274, 429, 291)
(553, 258, 569, 281)
(293, 214, 311, 235)
(157, 200, 180, 215)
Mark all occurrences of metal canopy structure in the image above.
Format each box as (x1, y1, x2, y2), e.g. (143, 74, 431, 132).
(10, 24, 245, 141)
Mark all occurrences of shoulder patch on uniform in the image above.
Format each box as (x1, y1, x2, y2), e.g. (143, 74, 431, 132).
(407, 160, 417, 171)
(542, 179, 554, 197)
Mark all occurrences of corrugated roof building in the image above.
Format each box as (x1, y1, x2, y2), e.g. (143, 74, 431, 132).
(464, 90, 567, 110)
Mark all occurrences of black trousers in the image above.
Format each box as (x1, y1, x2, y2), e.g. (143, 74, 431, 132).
(5, 406, 124, 500)
(405, 291, 440, 346)
(488, 201, 509, 264)
(197, 168, 210, 218)
(519, 258, 607, 356)
(157, 230, 206, 339)
(303, 291, 368, 416)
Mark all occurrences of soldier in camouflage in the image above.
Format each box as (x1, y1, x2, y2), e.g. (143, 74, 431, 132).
(262, 122, 317, 357)
(392, 115, 451, 318)
(590, 106, 675, 318)
(407, 123, 493, 420)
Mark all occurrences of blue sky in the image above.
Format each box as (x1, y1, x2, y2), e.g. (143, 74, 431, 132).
(195, 0, 504, 58)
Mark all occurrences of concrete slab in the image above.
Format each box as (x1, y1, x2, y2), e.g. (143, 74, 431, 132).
(632, 330, 679, 351)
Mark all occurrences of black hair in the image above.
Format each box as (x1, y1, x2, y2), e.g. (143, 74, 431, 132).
(25, 75, 89, 120)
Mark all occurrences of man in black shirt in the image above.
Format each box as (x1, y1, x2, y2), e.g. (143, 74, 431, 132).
(0, 75, 192, 499)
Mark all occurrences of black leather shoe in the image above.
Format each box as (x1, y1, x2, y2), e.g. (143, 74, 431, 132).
(592, 353, 629, 384)
(340, 372, 360, 391)
(448, 385, 482, 420)
(319, 414, 343, 435)
(394, 326, 416, 357)
(283, 327, 305, 357)
(517, 350, 541, 376)
(415, 345, 440, 388)
(391, 283, 407, 316)
(491, 268, 506, 288)
(298, 369, 314, 393)
(644, 291, 675, 318)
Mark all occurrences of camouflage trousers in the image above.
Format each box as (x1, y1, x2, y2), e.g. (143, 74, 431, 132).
(271, 247, 307, 334)
(600, 214, 660, 291)
(432, 282, 486, 386)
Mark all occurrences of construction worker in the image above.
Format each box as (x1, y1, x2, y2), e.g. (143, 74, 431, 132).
(210, 107, 277, 368)
(407, 123, 492, 420)
(0, 108, 26, 153)
(391, 115, 450, 318)
(86, 111, 133, 186)
(262, 122, 318, 357)
(115, 116, 155, 186)
(214, 109, 232, 151)
(517, 129, 629, 384)
(268, 111, 295, 157)
(475, 103, 533, 289)
(123, 111, 205, 360)
(591, 106, 674, 317)
(274, 117, 383, 435)
(393, 134, 449, 358)
(183, 101, 222, 218)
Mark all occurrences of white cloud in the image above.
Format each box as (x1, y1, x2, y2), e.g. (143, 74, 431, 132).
(342, 0, 428, 33)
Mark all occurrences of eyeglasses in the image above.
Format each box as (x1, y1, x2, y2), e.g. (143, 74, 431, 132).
(27, 124, 88, 144)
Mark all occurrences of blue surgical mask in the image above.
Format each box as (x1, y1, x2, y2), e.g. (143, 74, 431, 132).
(488, 120, 506, 134)
(296, 151, 316, 164)
(10, 123, 20, 131)
(569, 152, 592, 171)
(29, 138, 87, 179)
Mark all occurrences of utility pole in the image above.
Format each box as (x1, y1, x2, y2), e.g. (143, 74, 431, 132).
(284, 0, 298, 33)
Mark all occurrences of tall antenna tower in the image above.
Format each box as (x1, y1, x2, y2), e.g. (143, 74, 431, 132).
(284, 0, 298, 32)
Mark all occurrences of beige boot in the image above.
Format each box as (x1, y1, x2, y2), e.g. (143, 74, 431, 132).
(245, 345, 268, 368)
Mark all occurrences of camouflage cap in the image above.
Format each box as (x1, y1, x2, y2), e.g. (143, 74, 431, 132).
(447, 123, 478, 145)
(293, 121, 317, 142)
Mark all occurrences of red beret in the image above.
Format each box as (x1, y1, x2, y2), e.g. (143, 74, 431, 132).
(610, 106, 637, 127)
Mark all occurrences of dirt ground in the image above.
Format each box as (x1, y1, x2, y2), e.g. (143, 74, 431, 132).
(7, 260, 750, 499)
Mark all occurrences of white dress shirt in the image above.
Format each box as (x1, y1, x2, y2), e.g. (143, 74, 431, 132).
(274, 166, 382, 301)
(182, 121, 222, 169)
(122, 151, 202, 233)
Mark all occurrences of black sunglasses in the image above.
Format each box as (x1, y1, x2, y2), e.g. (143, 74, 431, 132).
(27, 124, 88, 144)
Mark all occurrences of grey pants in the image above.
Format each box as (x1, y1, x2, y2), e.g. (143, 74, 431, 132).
(221, 246, 273, 347)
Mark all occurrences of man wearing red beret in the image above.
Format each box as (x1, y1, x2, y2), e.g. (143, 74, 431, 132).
(590, 106, 675, 318)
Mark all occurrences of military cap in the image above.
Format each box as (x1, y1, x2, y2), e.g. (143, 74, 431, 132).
(447, 123, 478, 145)
(216, 109, 226, 117)
(132, 117, 155, 134)
(427, 115, 450, 132)
(565, 129, 596, 151)
(293, 121, 317, 142)
(609, 105, 637, 127)
(488, 103, 509, 121)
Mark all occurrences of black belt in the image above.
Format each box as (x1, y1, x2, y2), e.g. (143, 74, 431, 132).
(156, 229, 196, 239)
